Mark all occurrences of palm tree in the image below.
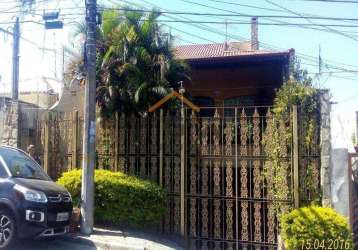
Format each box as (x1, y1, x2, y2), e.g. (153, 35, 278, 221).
(67, 8, 190, 117)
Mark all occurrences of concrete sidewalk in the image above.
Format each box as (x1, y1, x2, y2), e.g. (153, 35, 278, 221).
(11, 227, 184, 250)
(67, 227, 184, 250)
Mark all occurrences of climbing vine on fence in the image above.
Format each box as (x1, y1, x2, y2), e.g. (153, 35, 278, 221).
(263, 79, 320, 216)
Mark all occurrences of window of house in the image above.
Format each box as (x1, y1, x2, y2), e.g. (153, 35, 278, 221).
(192, 97, 215, 117)
(223, 96, 256, 116)
(223, 96, 255, 107)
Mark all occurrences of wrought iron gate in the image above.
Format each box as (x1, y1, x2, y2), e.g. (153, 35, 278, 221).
(157, 106, 294, 249)
(180, 106, 292, 250)
(30, 105, 322, 250)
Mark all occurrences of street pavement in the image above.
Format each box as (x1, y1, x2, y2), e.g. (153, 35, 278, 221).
(9, 228, 183, 250)
(10, 238, 98, 250)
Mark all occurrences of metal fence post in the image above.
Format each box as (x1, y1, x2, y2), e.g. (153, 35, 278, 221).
(180, 106, 186, 236)
(159, 109, 164, 187)
(114, 112, 119, 172)
(44, 112, 51, 174)
(72, 110, 79, 169)
(293, 105, 300, 208)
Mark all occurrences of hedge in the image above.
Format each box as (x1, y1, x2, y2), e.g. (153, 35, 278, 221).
(280, 206, 353, 250)
(57, 169, 167, 226)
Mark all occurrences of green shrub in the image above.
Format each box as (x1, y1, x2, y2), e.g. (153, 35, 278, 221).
(57, 169, 167, 226)
(281, 206, 353, 250)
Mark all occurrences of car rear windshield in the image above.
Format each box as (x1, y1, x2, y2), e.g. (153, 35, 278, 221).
(0, 148, 50, 181)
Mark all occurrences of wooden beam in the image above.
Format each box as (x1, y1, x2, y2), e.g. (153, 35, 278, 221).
(148, 90, 200, 113)
(172, 91, 200, 113)
(148, 92, 176, 113)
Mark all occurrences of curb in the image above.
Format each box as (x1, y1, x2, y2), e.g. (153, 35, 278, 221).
(60, 234, 181, 250)
(60, 235, 143, 250)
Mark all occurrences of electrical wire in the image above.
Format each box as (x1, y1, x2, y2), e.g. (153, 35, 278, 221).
(164, 0, 358, 70)
(295, 0, 358, 3)
(57, 14, 358, 28)
(264, 0, 358, 42)
(96, 7, 358, 22)
(207, 0, 358, 26)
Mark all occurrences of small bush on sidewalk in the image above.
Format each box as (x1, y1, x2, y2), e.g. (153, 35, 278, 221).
(280, 206, 353, 250)
(58, 169, 167, 226)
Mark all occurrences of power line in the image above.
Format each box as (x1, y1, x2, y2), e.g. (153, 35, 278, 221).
(96, 7, 358, 22)
(206, 0, 288, 14)
(101, 0, 358, 72)
(69, 17, 358, 28)
(177, 0, 358, 42)
(176, 0, 358, 41)
(0, 6, 86, 15)
(3, 6, 357, 23)
(0, 0, 51, 13)
(296, 0, 358, 3)
(117, 0, 248, 41)
(264, 0, 358, 42)
(207, 0, 358, 26)
(169, 26, 217, 44)
(1, 24, 62, 56)
(169, 0, 358, 69)
(64, 15, 358, 28)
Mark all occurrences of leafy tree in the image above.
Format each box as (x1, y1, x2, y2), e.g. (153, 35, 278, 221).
(66, 8, 190, 117)
(289, 56, 313, 86)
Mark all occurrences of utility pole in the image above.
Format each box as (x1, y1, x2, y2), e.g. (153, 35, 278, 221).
(11, 17, 20, 100)
(356, 111, 358, 144)
(81, 0, 97, 235)
(318, 44, 322, 75)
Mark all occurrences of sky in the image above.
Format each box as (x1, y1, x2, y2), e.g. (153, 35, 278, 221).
(0, 0, 357, 149)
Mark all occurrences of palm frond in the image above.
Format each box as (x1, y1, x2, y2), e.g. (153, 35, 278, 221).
(68, 8, 192, 116)
(102, 10, 120, 37)
(134, 82, 149, 104)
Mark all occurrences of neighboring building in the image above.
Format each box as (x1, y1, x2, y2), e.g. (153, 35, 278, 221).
(0, 96, 45, 149)
(50, 78, 85, 114)
(18, 91, 59, 109)
(0, 91, 58, 109)
(174, 18, 293, 108)
(0, 77, 60, 109)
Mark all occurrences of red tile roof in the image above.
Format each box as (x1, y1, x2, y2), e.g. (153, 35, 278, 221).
(174, 42, 292, 61)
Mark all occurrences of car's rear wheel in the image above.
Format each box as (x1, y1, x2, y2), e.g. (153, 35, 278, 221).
(0, 210, 16, 249)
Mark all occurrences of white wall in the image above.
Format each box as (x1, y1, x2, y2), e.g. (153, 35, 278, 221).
(331, 148, 350, 218)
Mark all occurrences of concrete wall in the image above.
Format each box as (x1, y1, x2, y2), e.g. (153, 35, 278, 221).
(0, 97, 46, 149)
(331, 148, 349, 218)
(320, 89, 333, 207)
(1, 100, 19, 147)
(0, 98, 6, 143)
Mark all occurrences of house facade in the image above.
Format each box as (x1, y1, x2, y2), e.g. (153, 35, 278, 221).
(175, 43, 293, 108)
(173, 17, 293, 110)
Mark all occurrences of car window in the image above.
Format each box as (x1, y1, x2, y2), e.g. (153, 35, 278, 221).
(0, 148, 50, 181)
(0, 160, 8, 178)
